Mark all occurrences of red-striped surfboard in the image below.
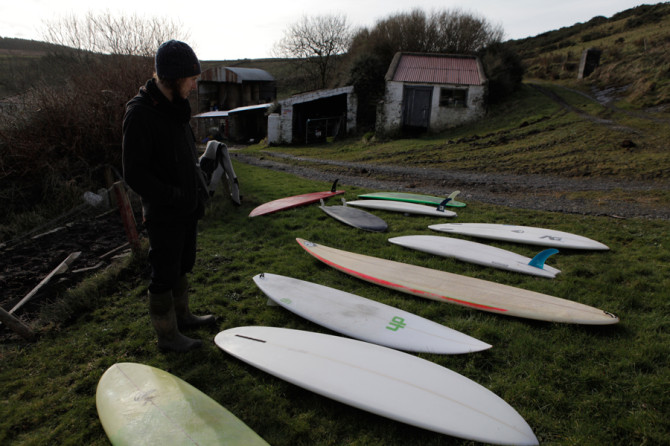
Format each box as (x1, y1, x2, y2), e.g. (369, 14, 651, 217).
(296, 238, 618, 325)
(249, 180, 344, 217)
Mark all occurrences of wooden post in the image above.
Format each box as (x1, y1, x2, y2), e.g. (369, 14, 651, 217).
(0, 307, 34, 340)
(8, 251, 81, 315)
(112, 181, 141, 253)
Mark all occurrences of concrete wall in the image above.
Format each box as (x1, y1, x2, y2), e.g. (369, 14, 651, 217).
(376, 81, 486, 136)
(268, 86, 357, 145)
(430, 84, 486, 130)
(375, 81, 405, 136)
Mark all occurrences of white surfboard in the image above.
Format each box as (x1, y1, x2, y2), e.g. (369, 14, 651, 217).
(215, 326, 538, 445)
(346, 199, 457, 218)
(389, 235, 561, 278)
(200, 140, 241, 205)
(429, 223, 609, 250)
(254, 273, 490, 354)
(296, 238, 618, 325)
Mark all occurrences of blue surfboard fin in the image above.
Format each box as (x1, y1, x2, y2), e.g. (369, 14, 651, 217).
(436, 191, 460, 212)
(436, 198, 450, 212)
(528, 249, 559, 269)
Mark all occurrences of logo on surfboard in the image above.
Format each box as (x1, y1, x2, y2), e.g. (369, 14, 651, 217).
(386, 316, 407, 332)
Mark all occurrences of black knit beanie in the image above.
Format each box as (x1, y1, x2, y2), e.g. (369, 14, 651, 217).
(155, 40, 201, 79)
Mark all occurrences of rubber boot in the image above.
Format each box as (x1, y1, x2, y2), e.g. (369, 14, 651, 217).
(173, 276, 215, 329)
(149, 290, 202, 352)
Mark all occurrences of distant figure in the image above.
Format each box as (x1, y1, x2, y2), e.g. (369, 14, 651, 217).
(122, 40, 214, 353)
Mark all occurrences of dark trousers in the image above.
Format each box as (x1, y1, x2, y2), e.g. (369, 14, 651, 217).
(145, 216, 198, 294)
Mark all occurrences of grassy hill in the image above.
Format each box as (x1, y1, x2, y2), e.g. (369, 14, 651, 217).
(506, 2, 670, 108)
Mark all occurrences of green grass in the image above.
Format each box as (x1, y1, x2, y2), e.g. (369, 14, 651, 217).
(2, 160, 669, 445)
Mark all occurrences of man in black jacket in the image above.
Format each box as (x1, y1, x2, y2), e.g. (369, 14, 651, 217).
(122, 40, 214, 352)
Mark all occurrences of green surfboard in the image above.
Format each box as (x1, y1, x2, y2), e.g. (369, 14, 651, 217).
(96, 362, 269, 446)
(358, 190, 466, 207)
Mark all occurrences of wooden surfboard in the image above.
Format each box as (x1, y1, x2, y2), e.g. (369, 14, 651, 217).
(96, 362, 269, 446)
(215, 326, 538, 445)
(296, 238, 618, 325)
(249, 180, 344, 217)
(254, 272, 491, 354)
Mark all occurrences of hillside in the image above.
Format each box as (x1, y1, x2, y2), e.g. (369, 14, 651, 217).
(506, 2, 670, 108)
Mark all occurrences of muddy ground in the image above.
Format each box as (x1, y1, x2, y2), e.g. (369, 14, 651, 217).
(0, 204, 136, 335)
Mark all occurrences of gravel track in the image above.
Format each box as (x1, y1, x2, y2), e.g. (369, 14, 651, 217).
(234, 151, 670, 220)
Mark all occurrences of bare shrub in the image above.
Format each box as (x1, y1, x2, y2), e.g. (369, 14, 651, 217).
(0, 12, 188, 238)
(346, 9, 511, 117)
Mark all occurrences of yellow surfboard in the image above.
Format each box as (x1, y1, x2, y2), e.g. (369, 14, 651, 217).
(96, 363, 269, 446)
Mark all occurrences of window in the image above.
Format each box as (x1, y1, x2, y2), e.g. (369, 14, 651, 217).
(439, 88, 467, 108)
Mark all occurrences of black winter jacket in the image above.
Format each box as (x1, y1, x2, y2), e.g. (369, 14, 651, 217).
(122, 79, 208, 222)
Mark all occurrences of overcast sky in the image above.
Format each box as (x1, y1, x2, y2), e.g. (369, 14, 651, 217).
(1, 0, 649, 60)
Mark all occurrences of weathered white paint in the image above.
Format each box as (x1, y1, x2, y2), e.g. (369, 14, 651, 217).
(376, 81, 486, 136)
(376, 54, 488, 136)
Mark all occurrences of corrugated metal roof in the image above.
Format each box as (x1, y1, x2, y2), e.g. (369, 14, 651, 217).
(227, 103, 273, 114)
(193, 103, 272, 118)
(200, 66, 275, 83)
(392, 54, 483, 85)
(193, 110, 228, 118)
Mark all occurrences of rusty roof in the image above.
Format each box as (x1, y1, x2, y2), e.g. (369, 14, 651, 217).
(200, 66, 274, 83)
(390, 54, 484, 86)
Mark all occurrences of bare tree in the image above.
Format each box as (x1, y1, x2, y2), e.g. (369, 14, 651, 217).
(428, 9, 504, 54)
(42, 11, 189, 57)
(274, 14, 353, 90)
(350, 8, 504, 62)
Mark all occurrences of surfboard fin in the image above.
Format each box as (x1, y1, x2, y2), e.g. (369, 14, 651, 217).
(528, 248, 559, 269)
(330, 179, 339, 192)
(437, 198, 451, 212)
(437, 191, 460, 211)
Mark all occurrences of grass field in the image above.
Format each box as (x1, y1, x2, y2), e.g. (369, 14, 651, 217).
(2, 158, 669, 445)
